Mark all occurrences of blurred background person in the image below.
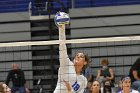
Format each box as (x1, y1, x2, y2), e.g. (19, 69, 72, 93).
(6, 63, 26, 93)
(118, 76, 139, 93)
(96, 59, 114, 87)
(0, 82, 11, 93)
(103, 80, 112, 93)
(90, 80, 101, 93)
(129, 57, 140, 92)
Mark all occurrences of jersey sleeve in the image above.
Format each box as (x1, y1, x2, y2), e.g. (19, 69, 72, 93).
(57, 25, 78, 93)
(59, 25, 71, 67)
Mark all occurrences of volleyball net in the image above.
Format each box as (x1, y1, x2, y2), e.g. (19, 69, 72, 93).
(0, 35, 140, 47)
(0, 34, 140, 91)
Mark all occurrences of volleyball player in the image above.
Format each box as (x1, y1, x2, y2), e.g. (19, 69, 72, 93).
(53, 24, 90, 93)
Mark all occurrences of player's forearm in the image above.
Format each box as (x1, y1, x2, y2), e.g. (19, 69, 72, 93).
(59, 24, 69, 66)
(59, 25, 66, 41)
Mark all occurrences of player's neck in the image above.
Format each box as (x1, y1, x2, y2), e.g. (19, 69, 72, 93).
(75, 70, 80, 75)
(75, 67, 82, 75)
(75, 69, 81, 75)
(122, 88, 130, 93)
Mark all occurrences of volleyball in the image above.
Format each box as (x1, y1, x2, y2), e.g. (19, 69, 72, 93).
(54, 11, 70, 26)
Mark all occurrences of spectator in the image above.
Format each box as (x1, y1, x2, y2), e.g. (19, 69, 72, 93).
(96, 59, 114, 87)
(6, 63, 25, 93)
(85, 75, 95, 93)
(90, 80, 101, 93)
(129, 57, 140, 92)
(0, 82, 11, 93)
(103, 80, 112, 93)
(118, 76, 139, 93)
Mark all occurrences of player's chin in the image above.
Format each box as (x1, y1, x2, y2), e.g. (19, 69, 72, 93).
(5, 91, 11, 93)
(74, 64, 82, 67)
(94, 87, 98, 89)
(124, 85, 130, 88)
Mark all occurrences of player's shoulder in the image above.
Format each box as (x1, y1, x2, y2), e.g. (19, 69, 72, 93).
(69, 60, 74, 65)
(80, 74, 86, 78)
(78, 75, 86, 79)
(131, 89, 140, 93)
(81, 75, 88, 82)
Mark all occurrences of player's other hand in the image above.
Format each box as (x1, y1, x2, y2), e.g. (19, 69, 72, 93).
(63, 80, 71, 92)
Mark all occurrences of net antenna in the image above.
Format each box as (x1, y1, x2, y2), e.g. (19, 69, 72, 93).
(0, 36, 140, 47)
(28, 2, 32, 16)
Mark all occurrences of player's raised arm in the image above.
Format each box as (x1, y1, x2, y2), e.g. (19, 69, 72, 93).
(55, 12, 71, 66)
(59, 24, 70, 66)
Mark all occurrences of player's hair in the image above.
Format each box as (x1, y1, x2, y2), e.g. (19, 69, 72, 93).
(82, 53, 90, 70)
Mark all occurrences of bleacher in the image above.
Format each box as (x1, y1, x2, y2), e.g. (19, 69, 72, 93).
(0, 0, 140, 14)
(74, 0, 140, 8)
(0, 0, 31, 13)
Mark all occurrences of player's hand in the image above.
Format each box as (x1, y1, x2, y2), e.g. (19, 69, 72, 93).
(63, 80, 72, 92)
(58, 24, 65, 30)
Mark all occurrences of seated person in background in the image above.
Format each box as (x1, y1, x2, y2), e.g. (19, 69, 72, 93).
(86, 75, 95, 93)
(129, 57, 140, 92)
(103, 80, 112, 93)
(0, 82, 11, 93)
(90, 80, 101, 93)
(6, 63, 26, 93)
(118, 76, 139, 93)
(96, 59, 114, 86)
